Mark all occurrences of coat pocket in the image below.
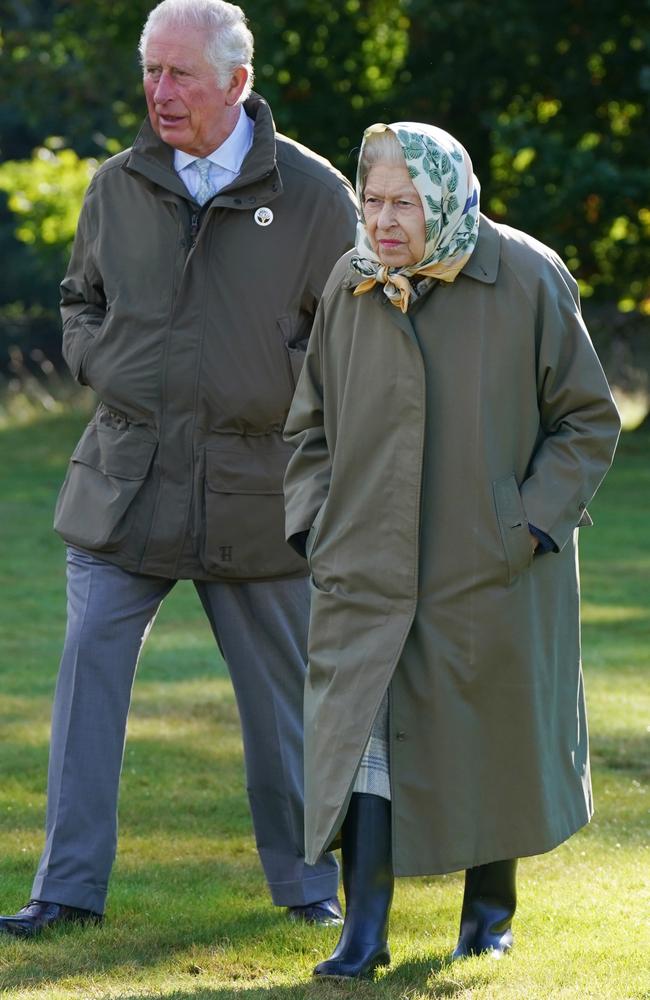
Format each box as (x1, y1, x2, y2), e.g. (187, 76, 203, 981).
(201, 434, 307, 579)
(493, 474, 535, 585)
(54, 419, 157, 551)
(277, 315, 308, 389)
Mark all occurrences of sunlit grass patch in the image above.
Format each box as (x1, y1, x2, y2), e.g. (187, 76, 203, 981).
(0, 415, 648, 999)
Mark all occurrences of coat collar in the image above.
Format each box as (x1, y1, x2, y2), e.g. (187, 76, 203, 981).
(344, 213, 501, 296)
(123, 92, 283, 208)
(460, 214, 500, 284)
(342, 215, 501, 342)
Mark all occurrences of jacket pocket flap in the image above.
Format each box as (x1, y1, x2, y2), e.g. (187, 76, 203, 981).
(205, 436, 291, 495)
(71, 423, 157, 480)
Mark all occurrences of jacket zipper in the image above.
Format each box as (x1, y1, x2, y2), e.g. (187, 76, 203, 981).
(189, 210, 200, 249)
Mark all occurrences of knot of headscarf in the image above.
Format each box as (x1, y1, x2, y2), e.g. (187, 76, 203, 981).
(350, 122, 481, 313)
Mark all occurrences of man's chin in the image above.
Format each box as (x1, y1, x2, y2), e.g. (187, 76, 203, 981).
(153, 119, 189, 148)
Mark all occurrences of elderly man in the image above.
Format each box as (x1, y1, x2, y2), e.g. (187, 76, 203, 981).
(0, 0, 357, 937)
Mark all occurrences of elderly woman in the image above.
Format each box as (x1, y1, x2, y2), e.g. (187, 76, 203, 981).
(283, 122, 620, 980)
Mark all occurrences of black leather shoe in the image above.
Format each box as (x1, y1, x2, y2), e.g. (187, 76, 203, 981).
(0, 900, 103, 938)
(287, 896, 343, 926)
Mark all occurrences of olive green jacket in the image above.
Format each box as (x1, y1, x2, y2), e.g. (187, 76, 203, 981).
(284, 215, 621, 874)
(55, 93, 358, 580)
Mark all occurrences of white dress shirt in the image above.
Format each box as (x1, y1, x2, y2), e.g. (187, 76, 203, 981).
(174, 105, 254, 200)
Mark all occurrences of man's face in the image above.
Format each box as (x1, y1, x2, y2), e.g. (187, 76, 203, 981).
(143, 24, 246, 157)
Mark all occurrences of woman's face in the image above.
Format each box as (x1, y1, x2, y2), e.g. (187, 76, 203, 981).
(363, 162, 426, 267)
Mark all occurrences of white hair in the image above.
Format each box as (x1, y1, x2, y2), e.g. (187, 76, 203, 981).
(139, 0, 254, 101)
(358, 129, 406, 193)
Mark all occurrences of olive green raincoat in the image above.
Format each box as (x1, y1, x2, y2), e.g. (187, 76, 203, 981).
(284, 215, 620, 875)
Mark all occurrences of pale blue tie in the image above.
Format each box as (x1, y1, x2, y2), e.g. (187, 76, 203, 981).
(194, 158, 216, 206)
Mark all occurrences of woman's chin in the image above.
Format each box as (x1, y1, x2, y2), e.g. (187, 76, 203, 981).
(377, 252, 415, 267)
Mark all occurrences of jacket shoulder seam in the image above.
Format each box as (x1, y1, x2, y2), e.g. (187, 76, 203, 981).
(275, 142, 350, 196)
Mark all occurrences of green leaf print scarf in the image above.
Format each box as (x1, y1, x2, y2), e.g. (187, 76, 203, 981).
(351, 122, 481, 313)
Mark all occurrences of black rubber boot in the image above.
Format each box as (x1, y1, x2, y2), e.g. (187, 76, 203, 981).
(452, 859, 517, 959)
(313, 793, 394, 980)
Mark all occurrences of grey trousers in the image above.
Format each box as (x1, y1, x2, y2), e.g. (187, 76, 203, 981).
(31, 546, 338, 914)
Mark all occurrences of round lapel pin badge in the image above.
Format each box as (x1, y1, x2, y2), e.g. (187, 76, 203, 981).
(254, 206, 274, 227)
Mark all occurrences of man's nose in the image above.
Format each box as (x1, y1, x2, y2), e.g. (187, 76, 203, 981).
(154, 71, 174, 103)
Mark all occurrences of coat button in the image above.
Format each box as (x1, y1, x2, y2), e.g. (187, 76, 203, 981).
(396, 731, 406, 741)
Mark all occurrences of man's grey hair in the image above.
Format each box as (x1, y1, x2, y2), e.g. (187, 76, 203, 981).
(139, 0, 254, 101)
(357, 128, 405, 194)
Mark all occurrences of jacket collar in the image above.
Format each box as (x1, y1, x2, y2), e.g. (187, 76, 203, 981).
(123, 92, 283, 208)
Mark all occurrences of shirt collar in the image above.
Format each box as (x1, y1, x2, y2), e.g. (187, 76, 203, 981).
(174, 106, 254, 173)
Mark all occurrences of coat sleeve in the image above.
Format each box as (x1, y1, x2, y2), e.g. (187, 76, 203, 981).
(520, 259, 621, 552)
(283, 301, 331, 554)
(59, 181, 107, 386)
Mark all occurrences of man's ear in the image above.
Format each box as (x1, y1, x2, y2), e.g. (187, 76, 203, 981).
(225, 66, 248, 106)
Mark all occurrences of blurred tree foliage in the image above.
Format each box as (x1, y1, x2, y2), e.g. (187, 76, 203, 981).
(393, 0, 650, 311)
(0, 0, 648, 341)
(0, 143, 96, 290)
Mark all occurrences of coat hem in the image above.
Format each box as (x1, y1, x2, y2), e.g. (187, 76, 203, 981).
(390, 812, 592, 878)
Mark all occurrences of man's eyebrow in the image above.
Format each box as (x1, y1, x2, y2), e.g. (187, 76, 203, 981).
(144, 59, 191, 72)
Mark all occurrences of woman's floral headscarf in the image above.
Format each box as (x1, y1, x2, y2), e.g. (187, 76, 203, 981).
(351, 122, 481, 312)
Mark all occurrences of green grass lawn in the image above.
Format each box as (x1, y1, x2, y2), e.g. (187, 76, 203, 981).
(0, 413, 648, 1000)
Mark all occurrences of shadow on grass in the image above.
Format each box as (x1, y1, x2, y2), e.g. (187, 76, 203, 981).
(106, 956, 486, 999)
(0, 853, 478, 997)
(379, 955, 472, 994)
(114, 958, 480, 1000)
(590, 730, 650, 776)
(0, 894, 275, 988)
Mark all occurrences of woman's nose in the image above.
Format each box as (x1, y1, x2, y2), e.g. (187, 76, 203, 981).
(377, 202, 396, 228)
